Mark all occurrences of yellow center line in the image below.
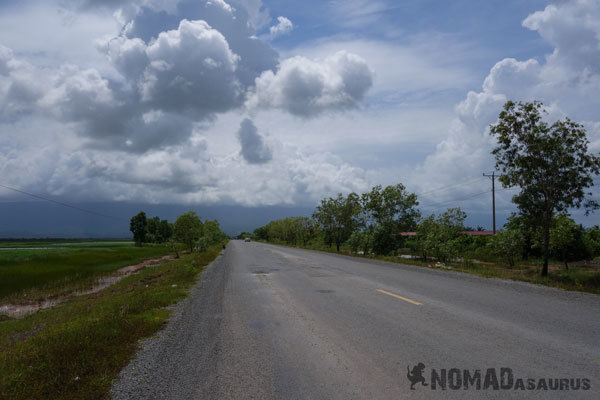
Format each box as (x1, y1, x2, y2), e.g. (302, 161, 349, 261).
(376, 289, 422, 306)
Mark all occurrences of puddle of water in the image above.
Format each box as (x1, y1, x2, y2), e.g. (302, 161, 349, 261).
(0, 299, 62, 318)
(0, 254, 175, 319)
(0, 247, 56, 250)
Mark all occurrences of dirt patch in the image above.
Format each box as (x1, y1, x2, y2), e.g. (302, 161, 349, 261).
(0, 254, 176, 319)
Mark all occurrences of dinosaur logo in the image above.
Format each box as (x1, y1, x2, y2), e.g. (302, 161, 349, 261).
(407, 363, 428, 390)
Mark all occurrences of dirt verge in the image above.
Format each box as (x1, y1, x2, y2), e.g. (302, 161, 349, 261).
(0, 254, 176, 319)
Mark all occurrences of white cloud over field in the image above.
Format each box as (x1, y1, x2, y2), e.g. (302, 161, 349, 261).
(0, 0, 599, 218)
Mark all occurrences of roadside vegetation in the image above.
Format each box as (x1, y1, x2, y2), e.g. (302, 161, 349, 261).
(253, 101, 600, 294)
(0, 246, 223, 400)
(0, 242, 172, 303)
(0, 210, 228, 399)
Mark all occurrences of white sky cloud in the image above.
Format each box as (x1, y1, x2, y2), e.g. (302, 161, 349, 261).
(237, 118, 273, 164)
(246, 51, 373, 116)
(0, 0, 599, 228)
(412, 0, 600, 216)
(269, 16, 293, 39)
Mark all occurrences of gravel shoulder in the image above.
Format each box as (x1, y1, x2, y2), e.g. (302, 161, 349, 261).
(111, 250, 229, 399)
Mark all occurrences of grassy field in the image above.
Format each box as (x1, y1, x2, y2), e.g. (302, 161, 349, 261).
(0, 241, 174, 303)
(266, 241, 600, 295)
(0, 244, 223, 400)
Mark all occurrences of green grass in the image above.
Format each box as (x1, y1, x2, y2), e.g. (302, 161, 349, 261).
(0, 242, 173, 303)
(0, 239, 131, 248)
(0, 245, 222, 400)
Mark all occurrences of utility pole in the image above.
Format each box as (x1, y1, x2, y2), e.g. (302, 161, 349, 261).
(483, 172, 496, 234)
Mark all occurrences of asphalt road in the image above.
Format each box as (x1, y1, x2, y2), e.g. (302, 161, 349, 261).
(112, 240, 600, 399)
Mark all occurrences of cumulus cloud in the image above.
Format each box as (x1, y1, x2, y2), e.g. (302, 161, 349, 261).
(523, 0, 600, 75)
(0, 0, 375, 207)
(2, 0, 373, 154)
(269, 16, 293, 39)
(121, 0, 278, 87)
(0, 122, 368, 205)
(414, 0, 600, 206)
(247, 51, 373, 116)
(0, 45, 45, 120)
(237, 118, 272, 164)
(139, 19, 242, 114)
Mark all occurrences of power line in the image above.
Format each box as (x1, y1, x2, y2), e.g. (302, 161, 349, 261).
(414, 177, 485, 198)
(419, 189, 492, 209)
(0, 183, 122, 221)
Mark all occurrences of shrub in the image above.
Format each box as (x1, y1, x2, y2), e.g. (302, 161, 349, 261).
(488, 229, 524, 267)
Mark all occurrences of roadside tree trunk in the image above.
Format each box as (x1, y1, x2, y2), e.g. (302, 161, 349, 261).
(541, 212, 551, 277)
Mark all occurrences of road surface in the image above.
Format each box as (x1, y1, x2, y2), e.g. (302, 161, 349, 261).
(112, 241, 600, 399)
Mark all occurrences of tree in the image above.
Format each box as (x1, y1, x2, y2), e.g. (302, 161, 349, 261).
(146, 216, 161, 243)
(173, 211, 203, 252)
(504, 213, 536, 261)
(549, 215, 592, 269)
(158, 219, 173, 243)
(254, 225, 268, 241)
(584, 226, 600, 257)
(130, 212, 147, 247)
(490, 101, 600, 276)
(313, 193, 362, 252)
(415, 215, 436, 261)
(489, 229, 524, 267)
(416, 208, 466, 263)
(361, 183, 420, 255)
(295, 217, 317, 246)
(203, 219, 226, 245)
(347, 230, 373, 255)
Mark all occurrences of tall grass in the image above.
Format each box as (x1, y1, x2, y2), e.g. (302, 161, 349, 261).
(0, 245, 223, 400)
(0, 242, 172, 302)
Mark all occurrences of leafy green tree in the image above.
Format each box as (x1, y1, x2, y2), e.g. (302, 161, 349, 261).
(488, 229, 524, 267)
(313, 198, 336, 248)
(295, 217, 317, 246)
(550, 215, 576, 269)
(584, 226, 600, 256)
(129, 212, 147, 247)
(146, 216, 161, 243)
(347, 230, 373, 255)
(416, 208, 466, 263)
(415, 215, 436, 260)
(158, 219, 173, 242)
(549, 215, 592, 268)
(504, 213, 536, 261)
(490, 101, 600, 276)
(361, 183, 420, 255)
(173, 211, 203, 252)
(313, 193, 362, 251)
(203, 219, 226, 245)
(256, 217, 319, 246)
(254, 225, 268, 241)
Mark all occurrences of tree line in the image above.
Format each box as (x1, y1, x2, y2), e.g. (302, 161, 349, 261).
(253, 101, 600, 276)
(130, 211, 227, 253)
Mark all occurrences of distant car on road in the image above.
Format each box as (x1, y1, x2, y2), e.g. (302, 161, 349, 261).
(244, 237, 251, 242)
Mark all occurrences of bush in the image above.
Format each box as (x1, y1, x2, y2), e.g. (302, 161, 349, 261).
(488, 229, 524, 267)
(348, 231, 373, 254)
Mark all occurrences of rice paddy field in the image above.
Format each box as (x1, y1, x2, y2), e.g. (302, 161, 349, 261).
(0, 241, 173, 303)
(0, 239, 224, 399)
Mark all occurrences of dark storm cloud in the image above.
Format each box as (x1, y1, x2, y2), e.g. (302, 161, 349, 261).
(237, 118, 272, 164)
